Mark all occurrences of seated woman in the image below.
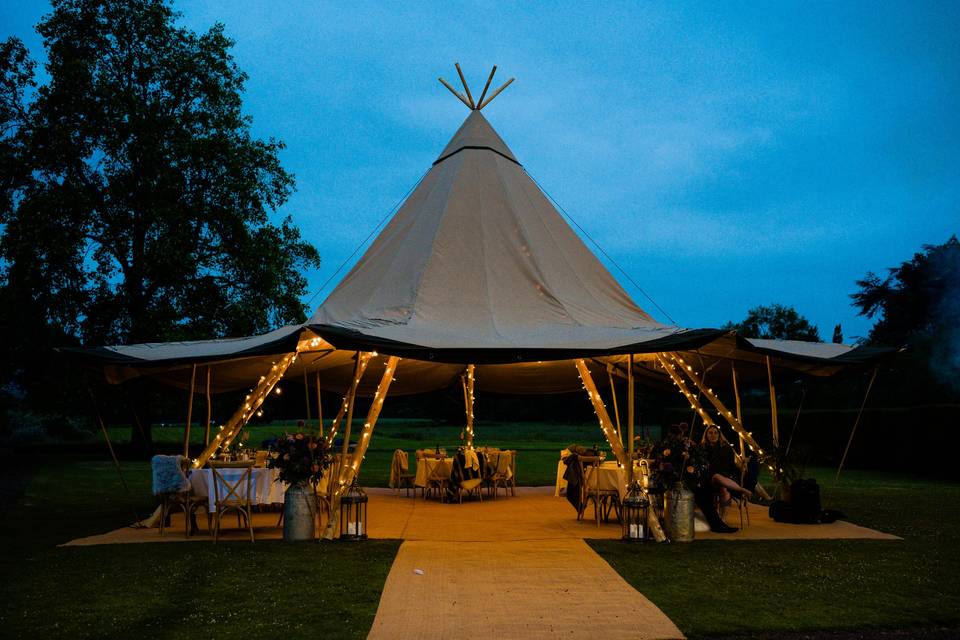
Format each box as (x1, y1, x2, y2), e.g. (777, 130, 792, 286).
(700, 425, 752, 506)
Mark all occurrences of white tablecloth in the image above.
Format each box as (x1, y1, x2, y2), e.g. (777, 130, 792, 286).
(414, 457, 453, 488)
(190, 467, 285, 511)
(555, 457, 647, 500)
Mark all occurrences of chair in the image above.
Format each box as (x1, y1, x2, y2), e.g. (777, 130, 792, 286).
(209, 461, 255, 543)
(253, 450, 269, 467)
(423, 457, 449, 502)
(389, 449, 415, 497)
(577, 456, 603, 526)
(454, 449, 483, 503)
(487, 450, 513, 499)
(151, 455, 207, 537)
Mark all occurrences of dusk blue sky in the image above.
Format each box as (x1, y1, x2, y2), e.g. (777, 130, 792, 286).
(3, 1, 958, 342)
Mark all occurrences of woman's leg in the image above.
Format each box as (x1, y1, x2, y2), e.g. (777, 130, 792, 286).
(711, 473, 752, 499)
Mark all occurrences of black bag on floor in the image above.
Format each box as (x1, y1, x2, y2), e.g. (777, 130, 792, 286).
(790, 478, 821, 524)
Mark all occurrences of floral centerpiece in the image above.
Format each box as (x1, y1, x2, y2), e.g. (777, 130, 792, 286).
(266, 432, 331, 486)
(649, 434, 709, 492)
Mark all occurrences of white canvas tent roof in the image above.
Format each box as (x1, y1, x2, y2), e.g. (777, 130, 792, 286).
(65, 107, 895, 394)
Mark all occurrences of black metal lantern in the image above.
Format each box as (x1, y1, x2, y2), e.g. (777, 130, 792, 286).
(621, 481, 650, 542)
(339, 478, 368, 541)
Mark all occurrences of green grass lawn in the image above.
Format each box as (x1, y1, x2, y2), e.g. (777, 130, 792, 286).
(589, 468, 960, 638)
(2, 421, 959, 638)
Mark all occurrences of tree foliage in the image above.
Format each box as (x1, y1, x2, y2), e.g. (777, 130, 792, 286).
(851, 236, 960, 398)
(0, 0, 320, 419)
(724, 304, 821, 342)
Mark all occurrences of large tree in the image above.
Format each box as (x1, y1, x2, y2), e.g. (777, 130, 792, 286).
(0, 1, 319, 430)
(851, 236, 960, 399)
(724, 303, 821, 342)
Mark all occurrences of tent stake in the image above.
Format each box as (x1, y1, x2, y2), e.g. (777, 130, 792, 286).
(182, 364, 197, 457)
(836, 368, 879, 483)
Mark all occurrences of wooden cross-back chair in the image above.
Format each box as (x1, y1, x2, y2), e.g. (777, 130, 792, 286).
(577, 456, 603, 526)
(209, 460, 255, 543)
(423, 456, 449, 502)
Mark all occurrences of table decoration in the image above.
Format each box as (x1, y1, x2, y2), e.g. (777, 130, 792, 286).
(266, 432, 331, 541)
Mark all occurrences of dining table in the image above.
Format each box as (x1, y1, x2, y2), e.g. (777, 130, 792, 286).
(190, 466, 285, 511)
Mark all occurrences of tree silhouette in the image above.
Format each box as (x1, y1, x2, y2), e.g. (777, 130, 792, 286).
(725, 304, 821, 342)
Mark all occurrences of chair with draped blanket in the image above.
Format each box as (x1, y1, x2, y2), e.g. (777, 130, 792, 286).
(151, 454, 207, 537)
(389, 449, 415, 497)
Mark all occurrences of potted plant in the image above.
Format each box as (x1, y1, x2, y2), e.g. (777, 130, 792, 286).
(649, 429, 708, 542)
(266, 432, 331, 541)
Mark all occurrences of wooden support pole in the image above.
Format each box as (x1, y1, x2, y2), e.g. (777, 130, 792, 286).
(477, 78, 514, 110)
(324, 356, 400, 540)
(324, 353, 371, 447)
(454, 63, 475, 109)
(477, 65, 497, 108)
(575, 359, 627, 467)
(785, 383, 807, 458)
(182, 364, 197, 457)
(657, 353, 770, 471)
(836, 368, 879, 482)
(607, 367, 622, 438)
(627, 353, 635, 484)
(316, 371, 323, 436)
(731, 363, 745, 459)
(766, 356, 780, 448)
(193, 352, 298, 468)
(340, 353, 364, 461)
(438, 77, 473, 109)
(463, 364, 476, 448)
(204, 366, 212, 446)
(303, 366, 312, 423)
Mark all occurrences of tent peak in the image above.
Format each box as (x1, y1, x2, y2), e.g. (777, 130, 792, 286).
(438, 63, 514, 111)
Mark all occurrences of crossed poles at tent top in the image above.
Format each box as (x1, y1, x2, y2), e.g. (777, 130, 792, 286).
(439, 63, 515, 110)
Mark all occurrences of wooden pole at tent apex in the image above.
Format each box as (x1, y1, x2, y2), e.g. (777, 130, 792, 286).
(607, 366, 622, 438)
(454, 63, 476, 109)
(766, 356, 780, 448)
(439, 64, 514, 111)
(627, 354, 635, 484)
(477, 65, 497, 108)
(182, 363, 197, 457)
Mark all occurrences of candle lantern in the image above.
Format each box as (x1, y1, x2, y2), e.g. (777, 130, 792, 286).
(339, 478, 368, 541)
(621, 481, 650, 542)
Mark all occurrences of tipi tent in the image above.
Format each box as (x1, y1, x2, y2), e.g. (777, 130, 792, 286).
(68, 69, 894, 518)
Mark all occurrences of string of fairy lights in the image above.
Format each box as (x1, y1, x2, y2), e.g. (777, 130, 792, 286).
(324, 352, 373, 448)
(335, 356, 401, 495)
(575, 359, 628, 467)
(655, 352, 782, 476)
(461, 364, 476, 448)
(193, 351, 299, 468)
